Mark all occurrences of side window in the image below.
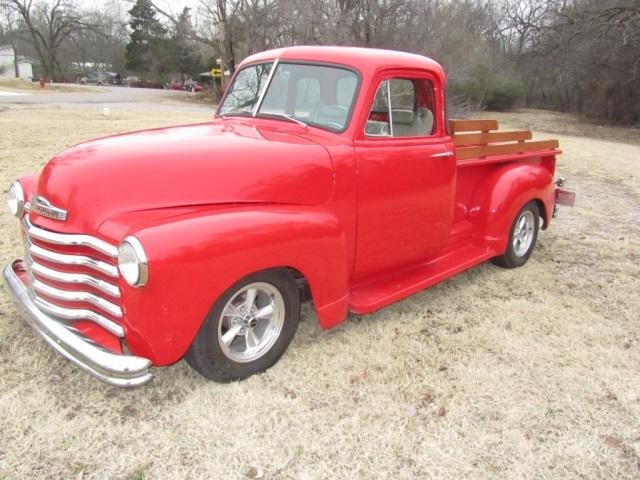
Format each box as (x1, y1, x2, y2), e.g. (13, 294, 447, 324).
(365, 78, 436, 138)
(365, 80, 391, 136)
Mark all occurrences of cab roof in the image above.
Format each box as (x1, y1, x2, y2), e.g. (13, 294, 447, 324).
(240, 46, 446, 81)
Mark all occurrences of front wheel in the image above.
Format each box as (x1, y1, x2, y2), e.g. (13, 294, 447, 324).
(491, 201, 540, 269)
(185, 270, 300, 382)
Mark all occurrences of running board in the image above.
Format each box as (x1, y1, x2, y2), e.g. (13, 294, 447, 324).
(349, 245, 496, 314)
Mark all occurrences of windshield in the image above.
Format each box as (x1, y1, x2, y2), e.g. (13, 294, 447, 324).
(218, 62, 359, 132)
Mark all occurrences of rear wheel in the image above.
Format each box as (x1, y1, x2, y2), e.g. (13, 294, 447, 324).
(491, 201, 540, 269)
(185, 270, 300, 382)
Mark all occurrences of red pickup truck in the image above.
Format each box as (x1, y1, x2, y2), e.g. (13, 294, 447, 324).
(4, 46, 574, 387)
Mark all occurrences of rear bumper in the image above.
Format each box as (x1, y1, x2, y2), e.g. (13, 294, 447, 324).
(3, 261, 153, 387)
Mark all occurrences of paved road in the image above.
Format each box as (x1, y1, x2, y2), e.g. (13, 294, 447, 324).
(0, 84, 212, 112)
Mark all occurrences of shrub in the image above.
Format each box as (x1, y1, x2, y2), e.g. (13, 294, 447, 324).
(484, 79, 526, 111)
(449, 67, 525, 112)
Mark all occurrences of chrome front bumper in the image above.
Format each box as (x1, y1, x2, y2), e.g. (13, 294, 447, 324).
(3, 261, 153, 387)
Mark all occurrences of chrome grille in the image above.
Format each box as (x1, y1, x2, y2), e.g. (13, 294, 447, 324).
(22, 217, 124, 337)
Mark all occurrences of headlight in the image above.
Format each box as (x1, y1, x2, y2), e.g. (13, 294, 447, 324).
(117, 236, 148, 287)
(7, 181, 25, 217)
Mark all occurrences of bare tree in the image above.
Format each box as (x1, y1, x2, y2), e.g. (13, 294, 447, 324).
(1, 0, 97, 80)
(0, 3, 21, 76)
(502, 0, 640, 123)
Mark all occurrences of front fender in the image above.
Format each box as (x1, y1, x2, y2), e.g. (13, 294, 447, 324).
(469, 163, 554, 253)
(117, 205, 350, 365)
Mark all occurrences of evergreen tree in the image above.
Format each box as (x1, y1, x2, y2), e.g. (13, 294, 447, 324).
(125, 0, 167, 75)
(171, 7, 199, 81)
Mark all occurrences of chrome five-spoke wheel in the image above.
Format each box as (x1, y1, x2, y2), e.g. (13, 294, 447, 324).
(492, 201, 540, 269)
(512, 210, 535, 257)
(218, 282, 285, 363)
(185, 270, 300, 382)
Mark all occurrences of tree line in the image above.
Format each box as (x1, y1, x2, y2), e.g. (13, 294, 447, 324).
(1, 0, 637, 125)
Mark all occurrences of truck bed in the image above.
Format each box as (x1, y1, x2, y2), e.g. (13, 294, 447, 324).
(349, 119, 561, 314)
(450, 119, 560, 166)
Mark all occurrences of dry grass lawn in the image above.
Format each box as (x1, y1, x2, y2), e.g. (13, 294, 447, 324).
(0, 105, 639, 479)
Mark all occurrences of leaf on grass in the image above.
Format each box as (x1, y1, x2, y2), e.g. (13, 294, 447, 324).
(349, 371, 369, 385)
(283, 387, 297, 399)
(420, 388, 434, 404)
(246, 466, 264, 479)
(436, 406, 447, 417)
(600, 435, 620, 448)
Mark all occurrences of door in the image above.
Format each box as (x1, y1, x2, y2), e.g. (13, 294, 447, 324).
(352, 75, 456, 280)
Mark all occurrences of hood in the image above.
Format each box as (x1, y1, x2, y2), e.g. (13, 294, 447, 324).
(33, 121, 334, 233)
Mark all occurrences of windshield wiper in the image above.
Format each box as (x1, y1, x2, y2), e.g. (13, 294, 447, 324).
(262, 113, 308, 128)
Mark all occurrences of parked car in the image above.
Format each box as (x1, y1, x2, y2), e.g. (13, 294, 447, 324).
(128, 79, 163, 89)
(79, 71, 120, 86)
(168, 80, 204, 92)
(4, 46, 575, 387)
(123, 76, 140, 87)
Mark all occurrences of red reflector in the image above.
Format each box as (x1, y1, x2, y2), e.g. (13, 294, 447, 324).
(555, 188, 576, 207)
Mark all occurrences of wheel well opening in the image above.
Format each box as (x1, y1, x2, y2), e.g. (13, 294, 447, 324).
(281, 267, 312, 302)
(534, 199, 548, 229)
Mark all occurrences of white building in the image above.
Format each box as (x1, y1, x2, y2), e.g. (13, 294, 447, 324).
(0, 45, 34, 79)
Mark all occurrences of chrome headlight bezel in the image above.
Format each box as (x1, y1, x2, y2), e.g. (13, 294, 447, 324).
(117, 236, 148, 287)
(7, 181, 25, 217)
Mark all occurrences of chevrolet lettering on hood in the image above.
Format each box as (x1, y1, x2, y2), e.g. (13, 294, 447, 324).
(31, 195, 68, 221)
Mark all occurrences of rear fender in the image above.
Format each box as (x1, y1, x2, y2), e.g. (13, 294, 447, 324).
(119, 205, 350, 365)
(468, 163, 554, 253)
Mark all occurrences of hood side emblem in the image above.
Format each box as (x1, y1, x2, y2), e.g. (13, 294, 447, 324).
(32, 195, 68, 221)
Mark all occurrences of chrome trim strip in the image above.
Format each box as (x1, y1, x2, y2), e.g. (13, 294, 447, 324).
(29, 259, 120, 298)
(252, 58, 279, 116)
(387, 80, 394, 137)
(24, 217, 118, 258)
(31, 277, 122, 319)
(31, 293, 124, 337)
(3, 262, 152, 387)
(431, 151, 454, 158)
(28, 241, 119, 278)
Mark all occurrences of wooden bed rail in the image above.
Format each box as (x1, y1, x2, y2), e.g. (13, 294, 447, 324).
(449, 119, 559, 161)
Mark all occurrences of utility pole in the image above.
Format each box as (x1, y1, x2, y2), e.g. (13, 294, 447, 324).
(12, 41, 18, 78)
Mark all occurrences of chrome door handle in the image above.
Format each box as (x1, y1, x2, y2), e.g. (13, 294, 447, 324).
(431, 151, 454, 158)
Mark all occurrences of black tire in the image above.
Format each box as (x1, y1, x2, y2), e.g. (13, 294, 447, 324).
(185, 270, 300, 382)
(491, 201, 540, 269)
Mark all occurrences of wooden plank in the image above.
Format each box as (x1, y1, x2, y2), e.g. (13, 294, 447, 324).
(449, 119, 498, 133)
(452, 130, 532, 147)
(455, 139, 560, 160)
